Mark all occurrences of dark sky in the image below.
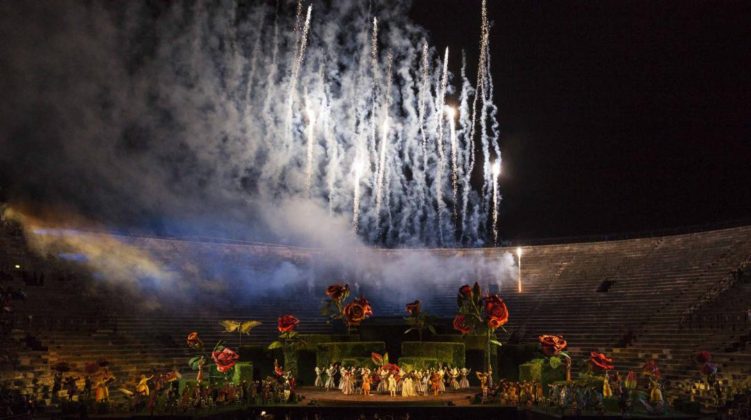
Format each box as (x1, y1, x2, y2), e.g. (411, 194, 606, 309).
(411, 0, 751, 240)
(1, 1, 749, 244)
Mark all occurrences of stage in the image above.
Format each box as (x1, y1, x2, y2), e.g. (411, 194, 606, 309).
(300, 386, 476, 406)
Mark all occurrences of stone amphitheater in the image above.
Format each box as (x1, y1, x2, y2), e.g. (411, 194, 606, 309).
(1, 217, 750, 413)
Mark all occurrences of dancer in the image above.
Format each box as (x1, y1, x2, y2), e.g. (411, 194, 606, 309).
(430, 371, 443, 396)
(341, 368, 354, 395)
(436, 366, 446, 393)
(401, 373, 414, 397)
(377, 367, 389, 393)
(136, 374, 153, 397)
(324, 364, 336, 391)
(387, 374, 397, 397)
(362, 369, 372, 396)
(338, 366, 347, 391)
(449, 367, 460, 390)
(314, 366, 324, 388)
(459, 367, 470, 389)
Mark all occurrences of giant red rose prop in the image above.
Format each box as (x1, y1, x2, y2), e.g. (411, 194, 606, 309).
(325, 284, 350, 301)
(642, 359, 661, 379)
(452, 314, 472, 335)
(484, 295, 509, 328)
(212, 347, 239, 373)
(343, 297, 372, 326)
(458, 284, 473, 298)
(186, 331, 203, 349)
(277, 315, 299, 333)
(539, 335, 567, 356)
(590, 352, 614, 371)
(406, 300, 421, 316)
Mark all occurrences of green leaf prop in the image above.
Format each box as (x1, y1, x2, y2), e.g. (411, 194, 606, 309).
(490, 339, 504, 347)
(549, 356, 562, 369)
(268, 341, 283, 350)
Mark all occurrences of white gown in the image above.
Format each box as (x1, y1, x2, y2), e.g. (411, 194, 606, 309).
(324, 367, 336, 390)
(314, 367, 324, 387)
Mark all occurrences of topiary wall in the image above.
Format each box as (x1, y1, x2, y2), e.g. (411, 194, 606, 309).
(315, 341, 386, 368)
(398, 357, 439, 371)
(401, 341, 465, 367)
(518, 358, 565, 386)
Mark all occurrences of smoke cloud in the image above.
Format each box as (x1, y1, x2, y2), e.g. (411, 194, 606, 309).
(0, 1, 511, 312)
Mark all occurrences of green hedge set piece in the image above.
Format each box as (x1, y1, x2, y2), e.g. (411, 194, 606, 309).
(518, 358, 565, 386)
(398, 357, 439, 371)
(401, 341, 465, 367)
(315, 341, 386, 368)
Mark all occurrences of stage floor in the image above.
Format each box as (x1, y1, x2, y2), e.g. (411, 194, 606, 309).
(299, 386, 476, 406)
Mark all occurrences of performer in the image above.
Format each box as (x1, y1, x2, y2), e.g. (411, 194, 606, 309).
(401, 373, 414, 397)
(377, 367, 389, 393)
(476, 371, 489, 401)
(430, 371, 442, 396)
(649, 378, 663, 403)
(314, 366, 324, 388)
(341, 368, 354, 395)
(136, 374, 153, 397)
(338, 366, 347, 391)
(362, 370, 372, 396)
(95, 368, 115, 403)
(449, 368, 460, 390)
(413, 370, 424, 396)
(602, 374, 613, 398)
(436, 366, 446, 393)
(387, 374, 397, 397)
(459, 367, 471, 389)
(324, 364, 336, 391)
(63, 376, 79, 401)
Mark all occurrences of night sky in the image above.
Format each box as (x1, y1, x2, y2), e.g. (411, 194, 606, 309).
(1, 1, 749, 243)
(412, 0, 751, 240)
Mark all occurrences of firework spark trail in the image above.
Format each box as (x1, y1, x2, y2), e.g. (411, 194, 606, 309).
(469, 0, 489, 143)
(244, 11, 266, 115)
(458, 52, 476, 240)
(374, 51, 394, 231)
(418, 41, 430, 160)
(304, 90, 318, 194)
(352, 148, 365, 233)
(446, 106, 459, 219)
(375, 117, 389, 226)
(491, 161, 501, 244)
(287, 5, 312, 132)
(14, 2, 502, 247)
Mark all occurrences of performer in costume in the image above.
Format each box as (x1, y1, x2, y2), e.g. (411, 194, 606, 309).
(314, 366, 324, 388)
(603, 374, 613, 398)
(649, 378, 663, 403)
(324, 364, 336, 391)
(450, 368, 460, 390)
(459, 367, 470, 389)
(136, 374, 153, 397)
(95, 368, 115, 403)
(430, 371, 442, 396)
(387, 374, 397, 397)
(401, 374, 414, 397)
(362, 370, 372, 396)
(338, 366, 347, 391)
(436, 367, 446, 393)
